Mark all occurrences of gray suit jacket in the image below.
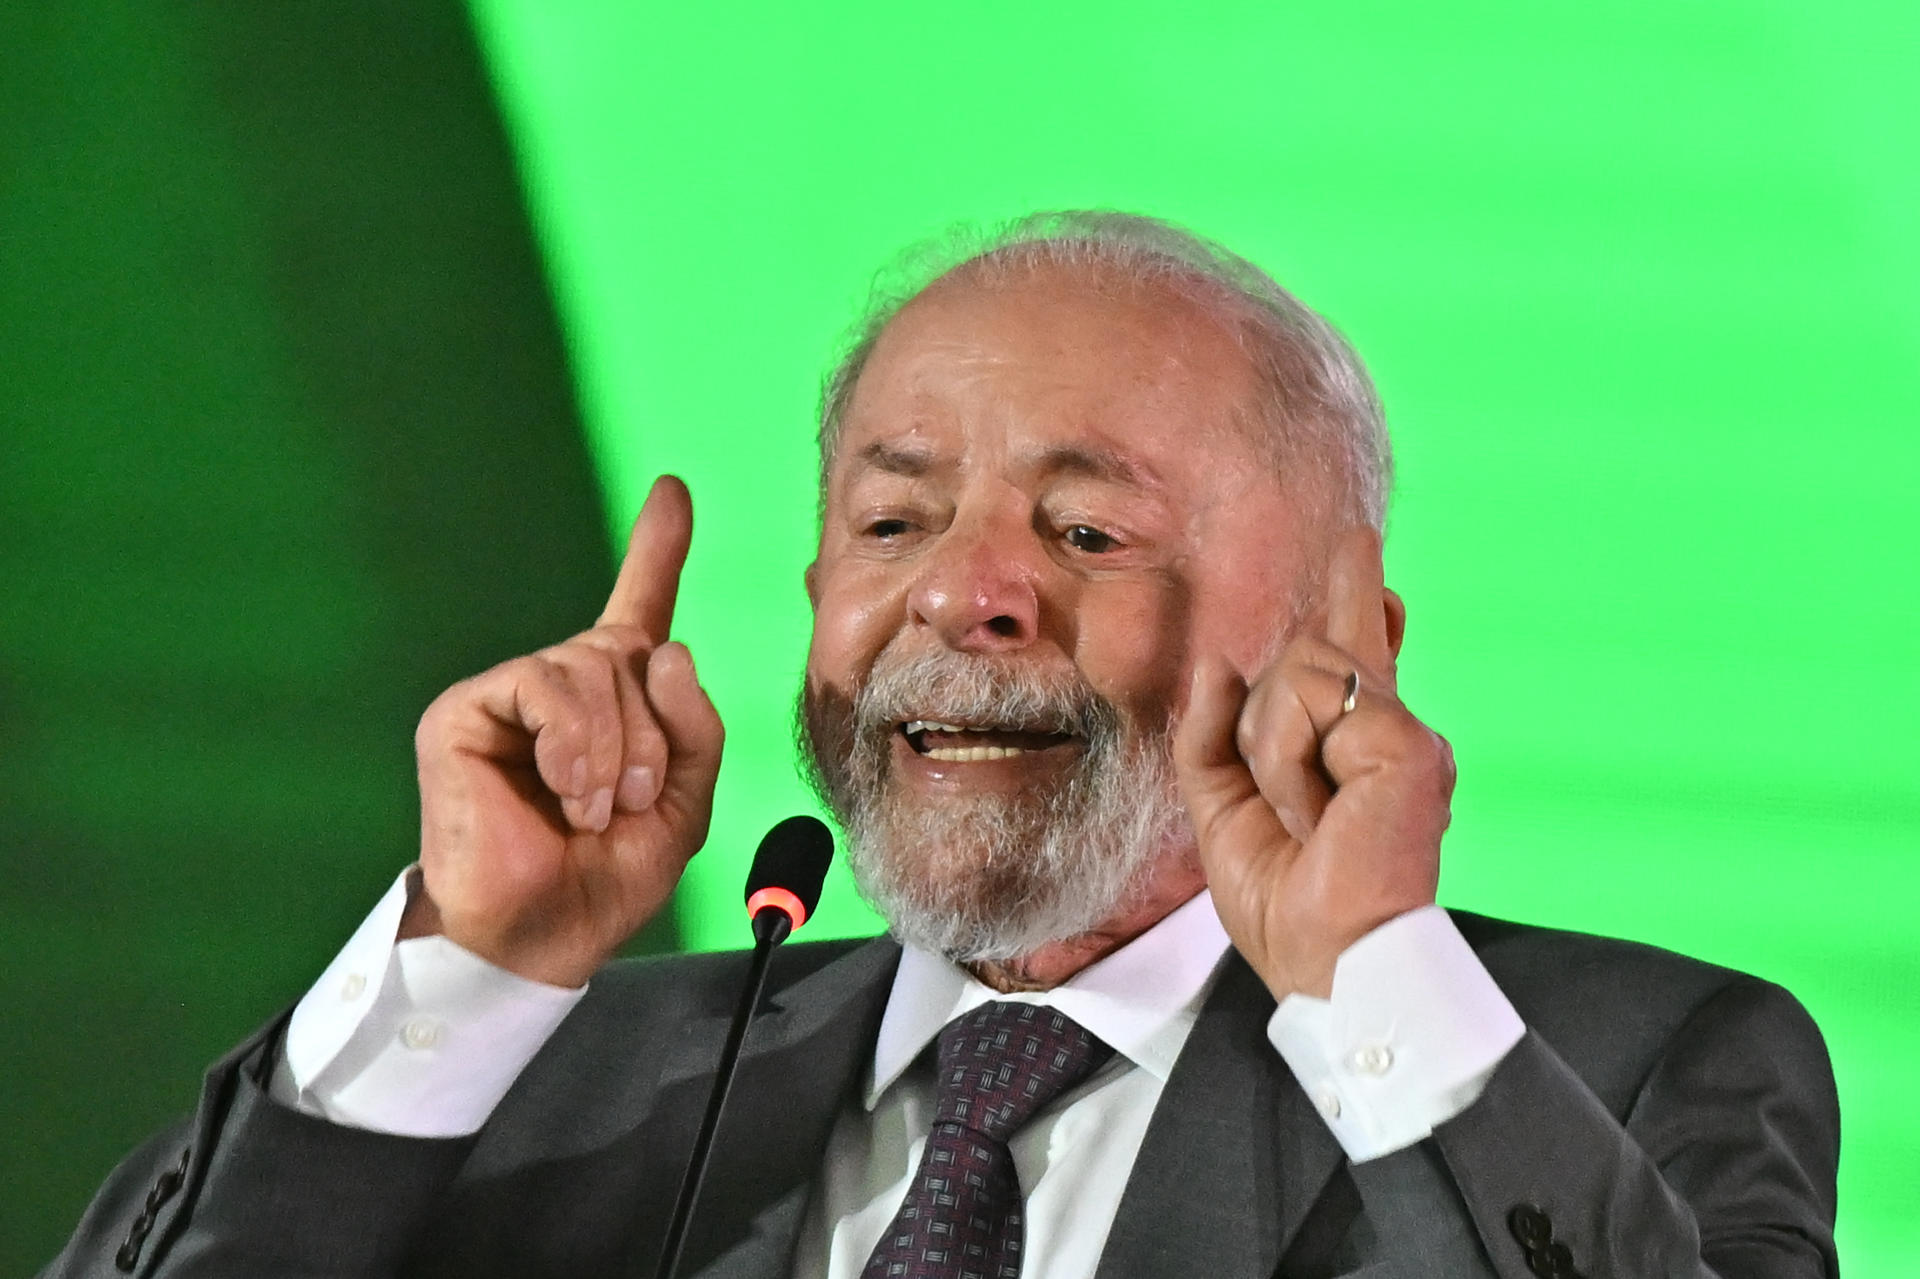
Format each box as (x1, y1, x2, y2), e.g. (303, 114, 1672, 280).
(44, 911, 1839, 1278)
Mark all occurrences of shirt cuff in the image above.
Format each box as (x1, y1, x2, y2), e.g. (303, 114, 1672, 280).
(1266, 904, 1524, 1162)
(269, 868, 587, 1137)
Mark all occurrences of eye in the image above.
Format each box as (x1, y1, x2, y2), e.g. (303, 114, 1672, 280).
(864, 517, 917, 541)
(1063, 524, 1117, 553)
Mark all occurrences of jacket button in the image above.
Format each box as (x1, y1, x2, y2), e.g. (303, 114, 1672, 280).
(144, 1170, 181, 1213)
(116, 1212, 153, 1272)
(1508, 1202, 1553, 1249)
(116, 1150, 188, 1273)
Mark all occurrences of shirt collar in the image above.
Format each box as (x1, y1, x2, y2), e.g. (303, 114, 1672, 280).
(866, 889, 1232, 1108)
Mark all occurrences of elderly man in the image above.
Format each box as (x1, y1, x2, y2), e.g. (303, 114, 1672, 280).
(48, 213, 1837, 1278)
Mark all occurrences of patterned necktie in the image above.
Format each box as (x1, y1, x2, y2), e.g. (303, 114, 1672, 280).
(861, 1001, 1115, 1279)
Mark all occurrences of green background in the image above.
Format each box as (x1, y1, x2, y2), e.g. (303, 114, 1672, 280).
(5, 0, 1914, 1272)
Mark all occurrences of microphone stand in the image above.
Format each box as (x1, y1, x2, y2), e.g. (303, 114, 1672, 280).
(652, 908, 791, 1279)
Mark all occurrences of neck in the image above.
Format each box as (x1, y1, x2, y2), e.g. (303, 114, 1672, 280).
(965, 855, 1206, 992)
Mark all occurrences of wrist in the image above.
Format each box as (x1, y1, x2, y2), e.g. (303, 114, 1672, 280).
(433, 912, 606, 990)
(402, 870, 605, 986)
(1251, 947, 1336, 1002)
(1247, 910, 1410, 1004)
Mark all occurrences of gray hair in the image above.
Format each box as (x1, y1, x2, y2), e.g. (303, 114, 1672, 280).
(816, 210, 1391, 529)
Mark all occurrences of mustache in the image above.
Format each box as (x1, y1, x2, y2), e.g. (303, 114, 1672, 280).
(850, 648, 1122, 745)
(794, 644, 1191, 964)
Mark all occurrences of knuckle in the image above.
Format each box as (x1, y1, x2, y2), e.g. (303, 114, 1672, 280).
(1236, 714, 1286, 775)
(1239, 672, 1287, 732)
(1289, 634, 1344, 672)
(579, 622, 655, 654)
(418, 680, 462, 726)
(542, 716, 585, 760)
(513, 654, 570, 703)
(628, 721, 669, 764)
(1393, 725, 1455, 796)
(538, 645, 615, 701)
(534, 645, 593, 686)
(415, 673, 485, 749)
(414, 699, 447, 752)
(589, 720, 624, 767)
(625, 695, 666, 737)
(1355, 708, 1419, 763)
(509, 651, 555, 677)
(1233, 712, 1261, 761)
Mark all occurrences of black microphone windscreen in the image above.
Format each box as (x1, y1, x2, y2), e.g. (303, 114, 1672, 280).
(743, 814, 834, 919)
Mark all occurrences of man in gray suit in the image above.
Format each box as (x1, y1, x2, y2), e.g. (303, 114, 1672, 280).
(47, 212, 1839, 1278)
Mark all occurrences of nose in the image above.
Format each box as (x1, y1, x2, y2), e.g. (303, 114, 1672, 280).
(907, 517, 1043, 653)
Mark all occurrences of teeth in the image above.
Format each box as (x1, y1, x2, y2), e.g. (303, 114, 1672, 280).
(904, 720, 984, 735)
(922, 745, 1026, 762)
(901, 720, 1055, 762)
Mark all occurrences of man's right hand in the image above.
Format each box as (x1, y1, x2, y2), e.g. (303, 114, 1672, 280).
(403, 475, 724, 988)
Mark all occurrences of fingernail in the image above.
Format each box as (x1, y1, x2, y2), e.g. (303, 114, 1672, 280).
(616, 765, 660, 812)
(568, 756, 588, 796)
(583, 786, 614, 833)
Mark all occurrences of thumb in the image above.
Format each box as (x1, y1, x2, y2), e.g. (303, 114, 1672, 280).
(645, 642, 725, 839)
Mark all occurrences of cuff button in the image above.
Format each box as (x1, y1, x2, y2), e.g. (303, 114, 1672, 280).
(400, 1017, 445, 1050)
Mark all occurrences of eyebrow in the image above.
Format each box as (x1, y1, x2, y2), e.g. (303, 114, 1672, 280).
(1026, 442, 1154, 490)
(851, 440, 937, 478)
(847, 438, 1158, 490)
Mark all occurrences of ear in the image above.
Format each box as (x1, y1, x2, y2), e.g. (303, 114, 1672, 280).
(1383, 587, 1407, 664)
(804, 559, 821, 610)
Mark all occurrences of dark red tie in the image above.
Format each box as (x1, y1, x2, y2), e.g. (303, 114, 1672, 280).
(861, 1002, 1115, 1279)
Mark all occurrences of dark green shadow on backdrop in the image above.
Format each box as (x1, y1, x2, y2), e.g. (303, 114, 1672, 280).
(0, 4, 666, 1270)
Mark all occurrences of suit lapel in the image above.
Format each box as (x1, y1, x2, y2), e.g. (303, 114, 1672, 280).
(633, 940, 1353, 1278)
(1095, 957, 1347, 1279)
(659, 938, 902, 1279)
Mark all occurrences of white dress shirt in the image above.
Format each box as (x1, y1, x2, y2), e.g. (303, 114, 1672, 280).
(270, 872, 1525, 1274)
(270, 869, 583, 1134)
(790, 889, 1231, 1278)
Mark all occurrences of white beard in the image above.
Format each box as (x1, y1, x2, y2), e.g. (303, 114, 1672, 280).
(799, 647, 1190, 962)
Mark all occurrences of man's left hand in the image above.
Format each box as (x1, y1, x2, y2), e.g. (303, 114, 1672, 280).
(1173, 528, 1454, 1002)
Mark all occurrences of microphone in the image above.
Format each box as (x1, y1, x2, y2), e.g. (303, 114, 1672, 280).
(743, 814, 833, 945)
(653, 816, 834, 1279)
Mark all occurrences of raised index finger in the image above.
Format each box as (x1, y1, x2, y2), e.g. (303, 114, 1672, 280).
(596, 474, 694, 641)
(1324, 526, 1392, 675)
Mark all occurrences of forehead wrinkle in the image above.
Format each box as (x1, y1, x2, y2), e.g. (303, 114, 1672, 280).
(899, 337, 1009, 392)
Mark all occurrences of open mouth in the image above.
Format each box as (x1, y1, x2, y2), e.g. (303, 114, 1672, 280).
(901, 719, 1079, 762)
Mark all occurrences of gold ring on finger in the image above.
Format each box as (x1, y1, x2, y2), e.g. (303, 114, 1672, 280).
(1340, 670, 1359, 716)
